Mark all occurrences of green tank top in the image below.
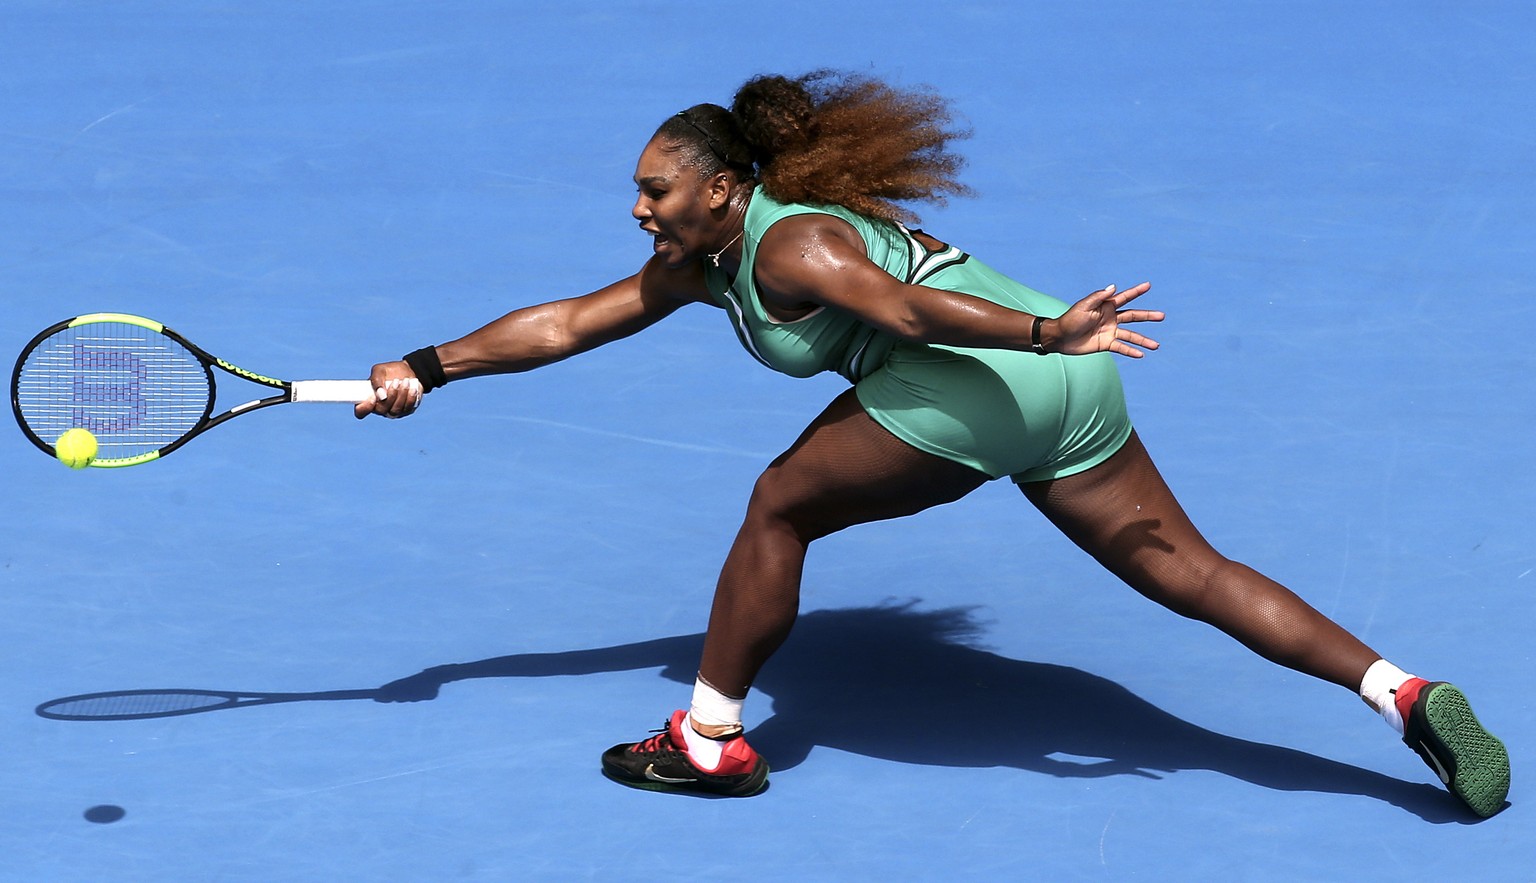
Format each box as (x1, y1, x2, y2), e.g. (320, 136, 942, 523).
(702, 187, 970, 382)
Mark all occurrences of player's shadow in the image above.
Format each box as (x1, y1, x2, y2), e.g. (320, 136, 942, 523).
(377, 601, 1466, 823)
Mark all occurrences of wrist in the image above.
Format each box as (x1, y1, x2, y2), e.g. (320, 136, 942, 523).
(1030, 315, 1049, 355)
(402, 345, 448, 392)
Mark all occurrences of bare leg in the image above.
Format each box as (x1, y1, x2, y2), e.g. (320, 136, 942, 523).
(1020, 432, 1380, 690)
(697, 389, 990, 697)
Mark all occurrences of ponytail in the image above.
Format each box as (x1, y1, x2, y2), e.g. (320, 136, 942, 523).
(731, 70, 973, 225)
(654, 71, 972, 225)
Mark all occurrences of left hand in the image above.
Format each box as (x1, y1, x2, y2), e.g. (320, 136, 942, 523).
(1048, 282, 1164, 358)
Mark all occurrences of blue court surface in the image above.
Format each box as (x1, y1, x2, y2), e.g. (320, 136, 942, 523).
(3, 2, 1532, 880)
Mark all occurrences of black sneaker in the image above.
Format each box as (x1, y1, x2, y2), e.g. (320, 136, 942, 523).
(1396, 678, 1510, 818)
(601, 710, 769, 797)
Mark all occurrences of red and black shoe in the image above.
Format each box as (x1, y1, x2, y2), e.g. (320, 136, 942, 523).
(601, 710, 769, 797)
(1396, 678, 1510, 818)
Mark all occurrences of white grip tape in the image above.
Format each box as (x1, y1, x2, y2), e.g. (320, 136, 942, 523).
(289, 380, 378, 403)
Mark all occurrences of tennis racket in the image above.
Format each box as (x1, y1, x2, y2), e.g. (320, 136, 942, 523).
(36, 688, 382, 721)
(11, 313, 376, 467)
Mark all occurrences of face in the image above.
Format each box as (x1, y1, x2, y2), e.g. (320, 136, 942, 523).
(632, 137, 726, 268)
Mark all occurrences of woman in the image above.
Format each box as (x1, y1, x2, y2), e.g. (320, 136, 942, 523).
(358, 72, 1508, 816)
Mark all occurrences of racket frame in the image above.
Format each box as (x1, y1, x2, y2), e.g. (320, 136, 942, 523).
(11, 312, 373, 467)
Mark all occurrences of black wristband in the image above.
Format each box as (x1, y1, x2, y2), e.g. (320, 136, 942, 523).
(1030, 315, 1047, 355)
(402, 346, 448, 392)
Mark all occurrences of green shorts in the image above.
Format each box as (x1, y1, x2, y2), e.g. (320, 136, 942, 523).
(853, 260, 1133, 483)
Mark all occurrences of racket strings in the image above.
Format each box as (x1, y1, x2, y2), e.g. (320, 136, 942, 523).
(41, 691, 238, 719)
(14, 323, 212, 457)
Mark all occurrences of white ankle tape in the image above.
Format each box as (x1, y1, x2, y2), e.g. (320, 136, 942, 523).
(690, 675, 744, 730)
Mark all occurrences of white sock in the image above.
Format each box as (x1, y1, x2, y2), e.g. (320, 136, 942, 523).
(1359, 659, 1415, 736)
(679, 713, 727, 770)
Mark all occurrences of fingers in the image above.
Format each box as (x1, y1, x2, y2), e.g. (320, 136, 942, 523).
(1078, 281, 1153, 313)
(357, 363, 425, 419)
(1112, 328, 1161, 358)
(373, 377, 424, 418)
(1080, 283, 1117, 308)
(1101, 282, 1162, 359)
(1111, 281, 1153, 305)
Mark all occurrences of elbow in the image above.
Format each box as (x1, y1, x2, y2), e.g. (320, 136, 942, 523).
(530, 321, 575, 365)
(887, 311, 945, 344)
(876, 304, 929, 342)
(891, 295, 996, 346)
(878, 289, 974, 343)
(500, 306, 575, 372)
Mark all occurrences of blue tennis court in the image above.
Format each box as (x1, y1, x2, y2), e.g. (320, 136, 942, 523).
(3, 2, 1531, 880)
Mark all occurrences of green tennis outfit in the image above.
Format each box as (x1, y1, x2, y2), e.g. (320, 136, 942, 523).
(702, 188, 1132, 483)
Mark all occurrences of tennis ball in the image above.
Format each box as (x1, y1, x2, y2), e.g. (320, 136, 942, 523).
(55, 428, 99, 470)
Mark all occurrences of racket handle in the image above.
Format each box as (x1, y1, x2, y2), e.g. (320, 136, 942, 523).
(290, 380, 378, 403)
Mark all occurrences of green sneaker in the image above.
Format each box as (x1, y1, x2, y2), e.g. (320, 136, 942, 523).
(1397, 679, 1510, 818)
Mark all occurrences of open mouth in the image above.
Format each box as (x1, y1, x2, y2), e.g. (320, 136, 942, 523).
(642, 225, 684, 261)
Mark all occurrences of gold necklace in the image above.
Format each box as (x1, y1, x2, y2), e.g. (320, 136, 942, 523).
(706, 194, 751, 267)
(707, 228, 744, 267)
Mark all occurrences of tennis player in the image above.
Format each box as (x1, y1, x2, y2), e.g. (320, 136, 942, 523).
(359, 71, 1508, 817)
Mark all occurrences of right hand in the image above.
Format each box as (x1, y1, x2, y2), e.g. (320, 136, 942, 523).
(354, 360, 425, 419)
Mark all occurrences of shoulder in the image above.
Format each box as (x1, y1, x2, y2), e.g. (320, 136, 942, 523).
(746, 189, 860, 246)
(752, 211, 889, 306)
(756, 212, 866, 267)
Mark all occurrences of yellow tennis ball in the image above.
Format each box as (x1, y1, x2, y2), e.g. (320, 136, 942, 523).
(55, 428, 99, 470)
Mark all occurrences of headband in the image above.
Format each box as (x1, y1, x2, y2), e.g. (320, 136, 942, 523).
(676, 110, 749, 171)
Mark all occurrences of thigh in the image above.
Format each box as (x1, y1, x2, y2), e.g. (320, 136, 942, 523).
(755, 388, 991, 540)
(1018, 431, 1224, 587)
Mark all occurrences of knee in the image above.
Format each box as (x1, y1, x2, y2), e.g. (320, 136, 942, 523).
(1182, 556, 1244, 620)
(1172, 556, 1295, 630)
(1127, 553, 1239, 621)
(744, 466, 829, 542)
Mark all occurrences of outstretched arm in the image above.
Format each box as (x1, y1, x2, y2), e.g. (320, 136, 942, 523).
(357, 257, 709, 418)
(752, 214, 1164, 358)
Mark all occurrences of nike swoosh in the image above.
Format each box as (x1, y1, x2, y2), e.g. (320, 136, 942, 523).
(644, 764, 696, 785)
(1420, 741, 1452, 785)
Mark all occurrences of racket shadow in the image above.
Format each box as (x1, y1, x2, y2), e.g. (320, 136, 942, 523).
(35, 602, 1464, 822)
(36, 688, 384, 721)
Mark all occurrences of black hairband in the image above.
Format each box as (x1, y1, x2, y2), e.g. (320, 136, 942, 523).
(676, 110, 739, 168)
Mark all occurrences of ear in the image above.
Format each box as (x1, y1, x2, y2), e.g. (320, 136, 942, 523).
(706, 172, 734, 211)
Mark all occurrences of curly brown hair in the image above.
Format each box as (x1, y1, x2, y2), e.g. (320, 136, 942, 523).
(656, 71, 973, 225)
